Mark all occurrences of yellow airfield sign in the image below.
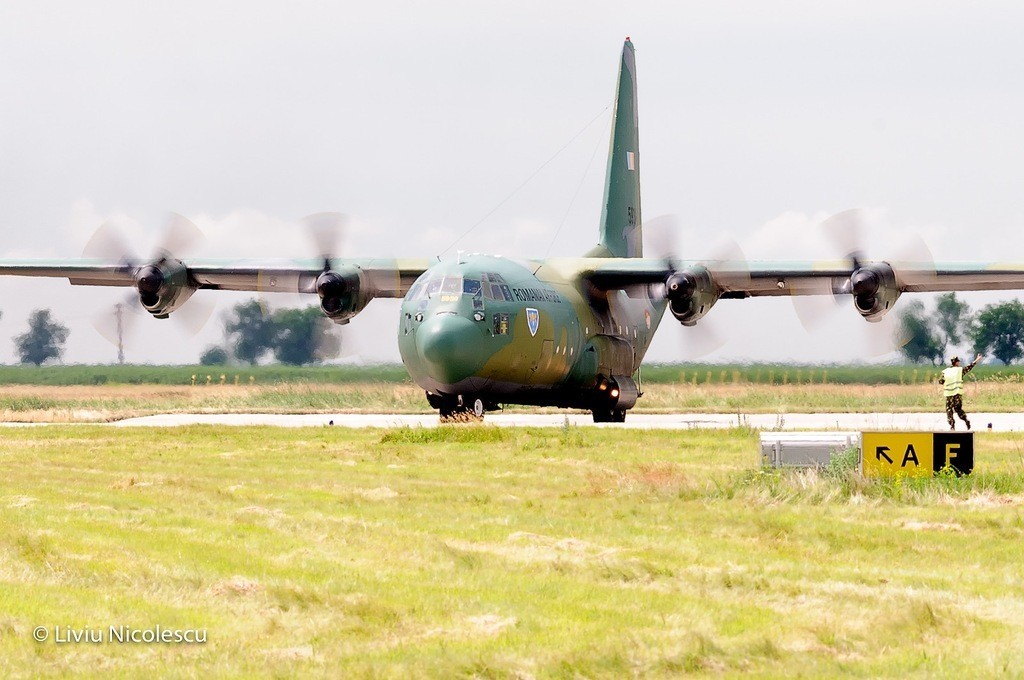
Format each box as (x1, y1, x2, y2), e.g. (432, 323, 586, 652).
(861, 432, 974, 478)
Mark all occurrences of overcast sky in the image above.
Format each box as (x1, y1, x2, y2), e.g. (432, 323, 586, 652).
(1, 1, 1023, 365)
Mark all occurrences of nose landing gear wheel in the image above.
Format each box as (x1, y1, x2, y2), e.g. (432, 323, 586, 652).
(592, 408, 627, 423)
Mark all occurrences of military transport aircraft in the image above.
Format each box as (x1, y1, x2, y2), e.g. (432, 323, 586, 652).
(3, 38, 1024, 422)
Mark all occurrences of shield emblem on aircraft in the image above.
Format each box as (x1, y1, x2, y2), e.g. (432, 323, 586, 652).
(526, 308, 539, 337)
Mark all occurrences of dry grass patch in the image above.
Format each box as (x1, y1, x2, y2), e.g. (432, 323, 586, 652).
(352, 487, 399, 501)
(209, 575, 262, 596)
(465, 614, 518, 636)
(900, 520, 964, 532)
(263, 645, 316, 661)
(444, 532, 619, 567)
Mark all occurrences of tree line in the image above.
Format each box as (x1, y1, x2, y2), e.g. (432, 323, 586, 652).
(4, 300, 338, 367)
(898, 293, 1024, 364)
(201, 300, 340, 366)
(10, 293, 1024, 366)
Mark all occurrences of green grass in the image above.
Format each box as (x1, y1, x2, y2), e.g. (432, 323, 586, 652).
(3, 426, 1024, 676)
(4, 381, 1024, 422)
(0, 363, 412, 385)
(637, 382, 1024, 413)
(640, 362, 1024, 385)
(6, 361, 1024, 386)
(0, 384, 431, 422)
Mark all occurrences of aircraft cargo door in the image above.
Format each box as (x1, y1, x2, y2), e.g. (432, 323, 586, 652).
(527, 339, 555, 385)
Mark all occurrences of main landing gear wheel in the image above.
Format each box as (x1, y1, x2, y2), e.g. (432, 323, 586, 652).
(430, 393, 486, 423)
(592, 408, 627, 423)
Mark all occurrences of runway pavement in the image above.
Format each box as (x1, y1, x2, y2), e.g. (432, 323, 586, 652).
(101, 411, 1024, 431)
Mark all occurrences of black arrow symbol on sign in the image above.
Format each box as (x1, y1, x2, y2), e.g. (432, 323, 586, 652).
(876, 446, 893, 464)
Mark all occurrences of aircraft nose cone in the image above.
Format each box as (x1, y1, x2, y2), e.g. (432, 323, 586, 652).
(416, 314, 480, 385)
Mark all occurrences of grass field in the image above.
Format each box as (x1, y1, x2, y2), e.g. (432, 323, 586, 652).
(3, 425, 1024, 677)
(0, 383, 426, 422)
(0, 380, 1021, 422)
(6, 361, 1024, 386)
(0, 364, 411, 386)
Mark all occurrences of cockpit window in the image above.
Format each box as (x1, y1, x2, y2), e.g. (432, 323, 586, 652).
(423, 277, 442, 297)
(411, 273, 492, 302)
(482, 273, 512, 301)
(440, 275, 463, 295)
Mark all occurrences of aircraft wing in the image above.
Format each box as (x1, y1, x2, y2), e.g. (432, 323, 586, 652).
(8, 255, 1022, 299)
(573, 258, 1024, 297)
(188, 259, 431, 297)
(0, 258, 431, 297)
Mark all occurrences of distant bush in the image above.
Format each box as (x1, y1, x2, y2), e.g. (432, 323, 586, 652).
(200, 346, 230, 366)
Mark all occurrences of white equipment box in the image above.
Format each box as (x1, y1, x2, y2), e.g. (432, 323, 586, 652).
(760, 432, 861, 468)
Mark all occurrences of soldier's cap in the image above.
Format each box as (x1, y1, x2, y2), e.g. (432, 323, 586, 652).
(951, 356, 961, 365)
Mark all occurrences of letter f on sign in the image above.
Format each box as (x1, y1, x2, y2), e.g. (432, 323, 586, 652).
(946, 443, 960, 468)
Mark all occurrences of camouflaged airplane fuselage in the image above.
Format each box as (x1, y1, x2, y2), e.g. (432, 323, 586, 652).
(398, 254, 666, 416)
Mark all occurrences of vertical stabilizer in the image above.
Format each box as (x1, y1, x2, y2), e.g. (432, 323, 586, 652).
(587, 38, 642, 259)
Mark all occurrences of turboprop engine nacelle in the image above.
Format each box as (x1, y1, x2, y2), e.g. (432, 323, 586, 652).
(135, 259, 196, 318)
(850, 263, 901, 322)
(316, 266, 370, 324)
(595, 374, 639, 410)
(666, 266, 720, 326)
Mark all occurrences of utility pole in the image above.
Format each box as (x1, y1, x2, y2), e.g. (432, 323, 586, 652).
(115, 302, 125, 365)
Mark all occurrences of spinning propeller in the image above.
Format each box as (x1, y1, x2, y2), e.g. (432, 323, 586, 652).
(644, 214, 749, 359)
(792, 209, 937, 356)
(303, 212, 349, 359)
(84, 214, 214, 351)
(253, 212, 352, 360)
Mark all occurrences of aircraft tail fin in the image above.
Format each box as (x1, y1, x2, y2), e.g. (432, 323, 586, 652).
(586, 38, 642, 259)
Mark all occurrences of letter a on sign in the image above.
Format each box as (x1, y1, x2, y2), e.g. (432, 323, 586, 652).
(862, 432, 933, 478)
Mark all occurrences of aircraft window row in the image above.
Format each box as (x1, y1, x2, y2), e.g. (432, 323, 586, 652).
(408, 275, 460, 300)
(408, 272, 514, 302)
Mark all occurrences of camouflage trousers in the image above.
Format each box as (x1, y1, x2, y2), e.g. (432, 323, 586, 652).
(945, 394, 969, 429)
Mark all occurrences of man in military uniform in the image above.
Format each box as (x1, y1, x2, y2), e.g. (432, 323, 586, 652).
(938, 353, 983, 430)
